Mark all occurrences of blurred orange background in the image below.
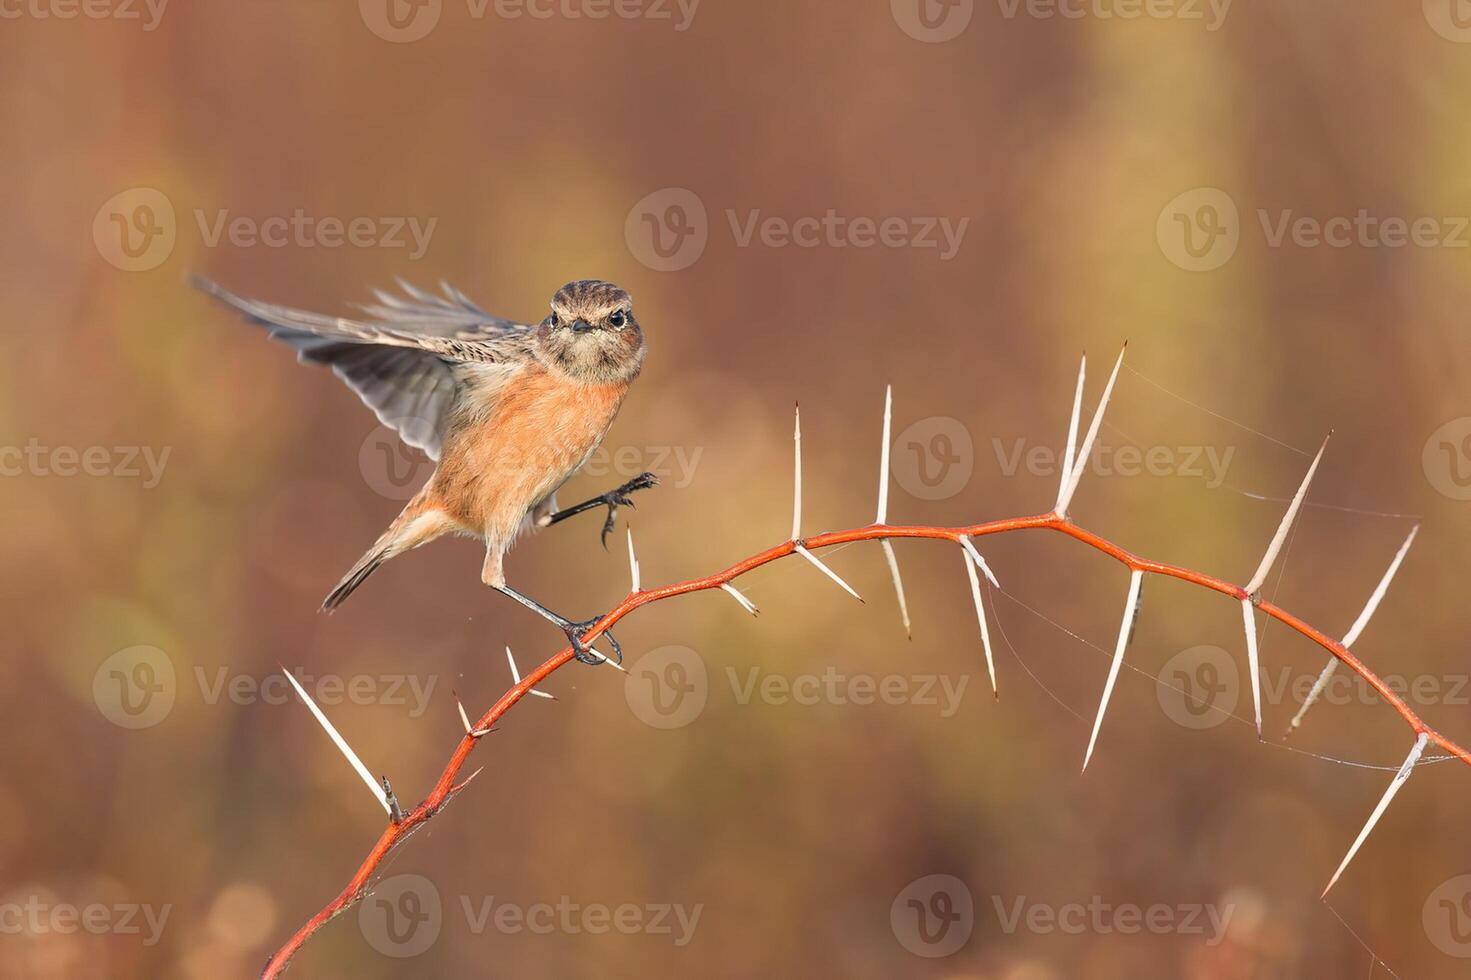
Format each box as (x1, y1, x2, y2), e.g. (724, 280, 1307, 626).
(4, 1, 1471, 977)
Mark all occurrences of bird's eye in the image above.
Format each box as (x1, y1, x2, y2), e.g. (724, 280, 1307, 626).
(609, 310, 627, 329)
(548, 311, 559, 326)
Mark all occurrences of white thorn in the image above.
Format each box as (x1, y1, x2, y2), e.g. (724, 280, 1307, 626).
(792, 403, 802, 541)
(456, 695, 492, 738)
(961, 544, 997, 696)
(1245, 434, 1330, 595)
(1342, 524, 1418, 649)
(1083, 569, 1144, 773)
(880, 540, 912, 638)
(795, 544, 863, 602)
(959, 535, 1001, 588)
(1322, 732, 1430, 898)
(1288, 658, 1341, 737)
(281, 666, 390, 814)
(587, 647, 628, 672)
(877, 385, 893, 525)
(1055, 352, 1087, 513)
(1289, 525, 1419, 735)
(1241, 599, 1263, 739)
(627, 527, 641, 594)
(1058, 344, 1126, 518)
(456, 765, 487, 790)
(721, 582, 760, 616)
(506, 646, 555, 699)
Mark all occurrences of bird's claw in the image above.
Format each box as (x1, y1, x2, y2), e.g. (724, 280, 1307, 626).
(598, 472, 659, 548)
(566, 617, 623, 666)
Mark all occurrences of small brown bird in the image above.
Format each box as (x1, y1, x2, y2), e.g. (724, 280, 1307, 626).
(196, 276, 656, 662)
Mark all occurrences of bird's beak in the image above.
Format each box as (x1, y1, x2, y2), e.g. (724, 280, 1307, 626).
(571, 319, 595, 333)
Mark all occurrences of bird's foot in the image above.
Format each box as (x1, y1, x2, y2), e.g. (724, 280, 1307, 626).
(566, 617, 623, 666)
(596, 472, 659, 547)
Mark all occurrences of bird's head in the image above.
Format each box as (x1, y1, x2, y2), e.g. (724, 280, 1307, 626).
(534, 279, 646, 384)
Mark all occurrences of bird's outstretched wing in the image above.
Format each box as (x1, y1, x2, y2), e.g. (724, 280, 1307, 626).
(196, 277, 535, 460)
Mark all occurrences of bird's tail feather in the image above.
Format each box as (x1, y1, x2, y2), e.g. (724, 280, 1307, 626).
(322, 542, 390, 612)
(319, 504, 447, 612)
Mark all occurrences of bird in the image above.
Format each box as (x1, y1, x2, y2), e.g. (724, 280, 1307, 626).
(195, 275, 657, 663)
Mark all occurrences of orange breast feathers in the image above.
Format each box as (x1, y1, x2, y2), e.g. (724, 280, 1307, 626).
(441, 364, 629, 542)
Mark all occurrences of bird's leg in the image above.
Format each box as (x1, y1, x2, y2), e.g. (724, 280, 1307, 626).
(495, 584, 623, 666)
(542, 472, 659, 547)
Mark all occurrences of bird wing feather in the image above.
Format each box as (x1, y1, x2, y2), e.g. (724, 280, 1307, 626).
(196, 277, 536, 459)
